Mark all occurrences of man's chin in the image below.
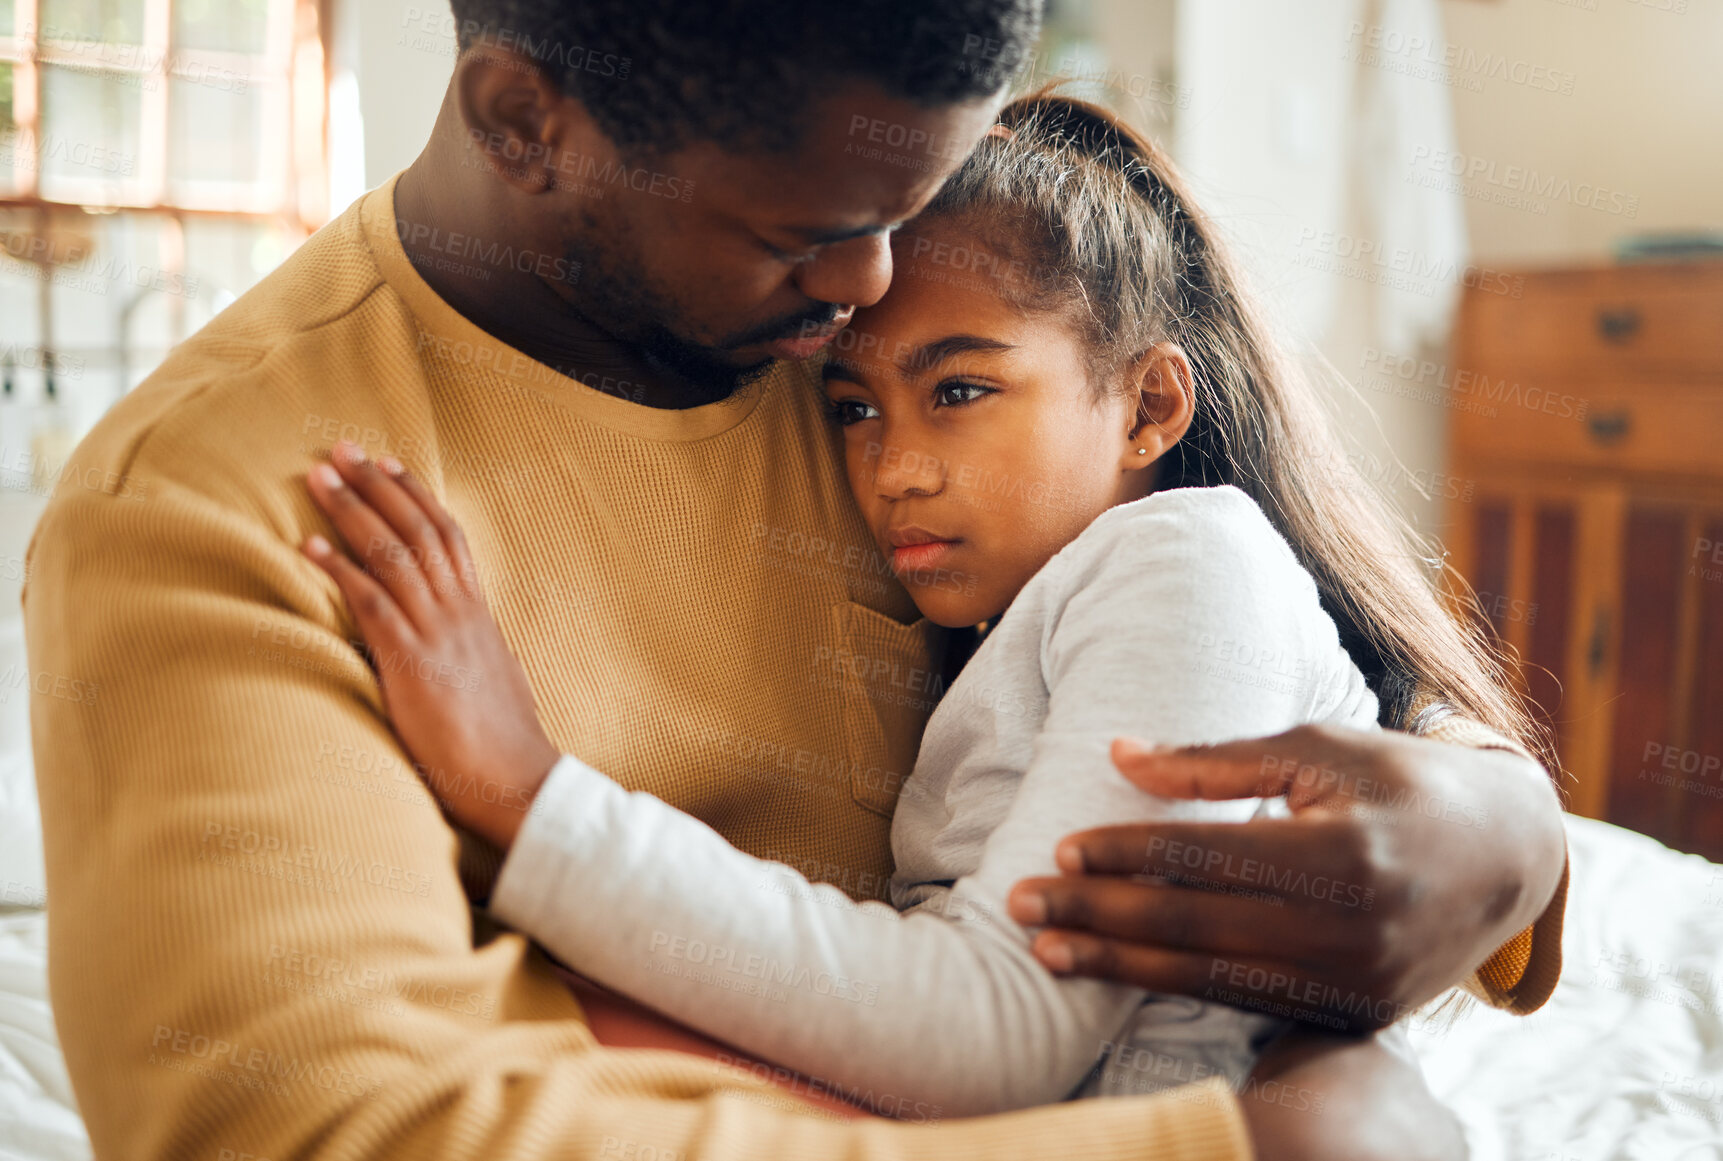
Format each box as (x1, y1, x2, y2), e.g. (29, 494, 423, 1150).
(640, 332, 775, 401)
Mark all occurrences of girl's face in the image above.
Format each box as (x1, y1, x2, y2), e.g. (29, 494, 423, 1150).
(821, 217, 1191, 628)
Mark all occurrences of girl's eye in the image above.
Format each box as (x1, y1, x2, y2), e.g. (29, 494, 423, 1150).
(825, 399, 880, 426)
(935, 381, 995, 408)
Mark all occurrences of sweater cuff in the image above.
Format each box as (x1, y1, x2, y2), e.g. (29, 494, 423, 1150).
(1465, 850, 1570, 1013)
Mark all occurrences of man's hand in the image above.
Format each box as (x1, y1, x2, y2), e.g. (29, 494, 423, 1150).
(302, 440, 560, 849)
(1007, 724, 1566, 1031)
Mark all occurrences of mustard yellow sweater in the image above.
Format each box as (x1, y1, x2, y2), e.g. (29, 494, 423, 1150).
(23, 177, 1558, 1161)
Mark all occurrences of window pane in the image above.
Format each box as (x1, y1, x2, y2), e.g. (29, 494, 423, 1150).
(173, 0, 270, 56)
(38, 0, 146, 46)
(37, 65, 142, 193)
(169, 77, 263, 184)
(1, 1, 15, 37)
(183, 216, 292, 306)
(0, 63, 19, 192)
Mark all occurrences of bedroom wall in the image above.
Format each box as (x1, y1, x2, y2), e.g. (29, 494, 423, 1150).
(356, 4, 458, 189)
(1442, 0, 1723, 267)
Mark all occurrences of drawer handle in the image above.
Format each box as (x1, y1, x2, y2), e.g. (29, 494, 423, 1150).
(1588, 608, 1611, 677)
(1586, 409, 1632, 445)
(1596, 307, 1642, 343)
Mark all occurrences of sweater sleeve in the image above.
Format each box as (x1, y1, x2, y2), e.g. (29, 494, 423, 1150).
(23, 459, 1249, 1161)
(490, 485, 1378, 1117)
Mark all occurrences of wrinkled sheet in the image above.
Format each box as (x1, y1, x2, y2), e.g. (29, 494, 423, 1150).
(1412, 815, 1723, 1160)
(0, 910, 87, 1161)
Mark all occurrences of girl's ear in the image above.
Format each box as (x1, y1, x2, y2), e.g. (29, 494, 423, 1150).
(1121, 343, 1196, 470)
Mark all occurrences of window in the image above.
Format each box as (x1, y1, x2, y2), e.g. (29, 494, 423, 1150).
(0, 0, 332, 493)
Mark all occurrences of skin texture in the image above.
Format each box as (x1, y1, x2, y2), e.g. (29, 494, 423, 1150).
(1012, 727, 1565, 1033)
(1238, 1028, 1466, 1161)
(302, 447, 558, 850)
(819, 218, 1194, 627)
(394, 44, 1000, 405)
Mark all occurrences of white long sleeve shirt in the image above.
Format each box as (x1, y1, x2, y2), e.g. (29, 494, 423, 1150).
(490, 485, 1381, 1117)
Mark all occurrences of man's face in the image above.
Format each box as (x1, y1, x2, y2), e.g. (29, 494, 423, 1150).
(516, 82, 1001, 389)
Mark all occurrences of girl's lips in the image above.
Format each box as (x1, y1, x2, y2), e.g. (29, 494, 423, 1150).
(891, 540, 959, 574)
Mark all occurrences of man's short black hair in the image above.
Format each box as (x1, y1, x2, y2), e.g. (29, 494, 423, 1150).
(447, 0, 1042, 154)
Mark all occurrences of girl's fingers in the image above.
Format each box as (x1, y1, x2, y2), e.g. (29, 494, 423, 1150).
(377, 458, 483, 603)
(306, 458, 440, 632)
(302, 535, 422, 662)
(326, 443, 464, 605)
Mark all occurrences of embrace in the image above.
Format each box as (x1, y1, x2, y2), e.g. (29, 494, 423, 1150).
(24, 2, 1567, 1159)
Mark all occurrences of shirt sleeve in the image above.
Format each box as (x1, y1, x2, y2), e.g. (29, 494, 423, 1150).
(491, 486, 1376, 1118)
(24, 448, 1250, 1161)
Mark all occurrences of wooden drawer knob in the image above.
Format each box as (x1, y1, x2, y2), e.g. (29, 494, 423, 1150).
(1586, 408, 1633, 445)
(1596, 306, 1643, 343)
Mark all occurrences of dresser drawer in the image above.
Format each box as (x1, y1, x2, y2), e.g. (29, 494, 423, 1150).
(1458, 262, 1723, 383)
(1452, 382, 1723, 478)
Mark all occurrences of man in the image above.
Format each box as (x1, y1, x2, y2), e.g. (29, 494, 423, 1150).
(24, 2, 1566, 1159)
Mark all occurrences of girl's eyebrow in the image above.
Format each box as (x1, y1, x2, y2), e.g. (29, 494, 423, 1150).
(901, 335, 1016, 377)
(820, 357, 868, 387)
(819, 334, 1016, 387)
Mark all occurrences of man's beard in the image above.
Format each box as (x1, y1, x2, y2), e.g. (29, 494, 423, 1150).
(561, 229, 846, 405)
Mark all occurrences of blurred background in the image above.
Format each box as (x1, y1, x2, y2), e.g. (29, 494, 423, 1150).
(0, 0, 1720, 882)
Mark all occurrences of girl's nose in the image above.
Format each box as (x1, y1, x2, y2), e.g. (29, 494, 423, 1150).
(866, 436, 946, 500)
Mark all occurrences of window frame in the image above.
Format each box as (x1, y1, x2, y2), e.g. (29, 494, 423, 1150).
(0, 0, 332, 231)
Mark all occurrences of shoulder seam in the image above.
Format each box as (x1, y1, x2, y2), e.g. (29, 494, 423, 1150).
(108, 277, 393, 489)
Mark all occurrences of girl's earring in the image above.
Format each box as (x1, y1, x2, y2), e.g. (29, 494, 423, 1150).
(1136, 448, 1148, 456)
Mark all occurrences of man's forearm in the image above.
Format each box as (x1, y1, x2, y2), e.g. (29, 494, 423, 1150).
(1471, 748, 1567, 951)
(1011, 724, 1572, 1027)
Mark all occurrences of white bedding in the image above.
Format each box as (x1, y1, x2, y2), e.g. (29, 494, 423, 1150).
(0, 815, 1718, 1160)
(1410, 815, 1723, 1161)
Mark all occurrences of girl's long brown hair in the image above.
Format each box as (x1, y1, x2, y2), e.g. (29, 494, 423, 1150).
(927, 89, 1549, 766)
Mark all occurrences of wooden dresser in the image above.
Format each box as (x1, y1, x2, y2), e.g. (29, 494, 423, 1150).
(1445, 260, 1723, 861)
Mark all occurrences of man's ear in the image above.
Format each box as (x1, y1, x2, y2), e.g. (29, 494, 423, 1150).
(1121, 342, 1196, 470)
(453, 46, 603, 196)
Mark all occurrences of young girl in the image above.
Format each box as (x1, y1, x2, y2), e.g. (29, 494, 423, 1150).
(302, 93, 1536, 1119)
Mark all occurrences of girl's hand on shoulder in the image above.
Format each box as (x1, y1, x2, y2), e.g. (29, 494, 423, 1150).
(301, 440, 559, 849)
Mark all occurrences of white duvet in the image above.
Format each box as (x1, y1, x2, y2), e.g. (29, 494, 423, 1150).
(0, 815, 1718, 1160)
(1409, 815, 1723, 1160)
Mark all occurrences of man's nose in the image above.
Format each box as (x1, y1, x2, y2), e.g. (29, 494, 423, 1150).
(867, 433, 946, 500)
(795, 232, 894, 310)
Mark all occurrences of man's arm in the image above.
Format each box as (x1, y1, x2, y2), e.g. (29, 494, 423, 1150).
(1418, 713, 1568, 1013)
(1010, 724, 1568, 1030)
(24, 460, 1252, 1161)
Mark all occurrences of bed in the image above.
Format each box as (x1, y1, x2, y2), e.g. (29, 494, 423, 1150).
(1, 811, 1719, 1160)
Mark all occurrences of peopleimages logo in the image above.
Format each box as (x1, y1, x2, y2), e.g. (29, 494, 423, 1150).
(1342, 21, 1577, 95)
(1293, 228, 1525, 299)
(1360, 348, 1591, 421)
(1408, 146, 1639, 219)
(0, 127, 137, 176)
